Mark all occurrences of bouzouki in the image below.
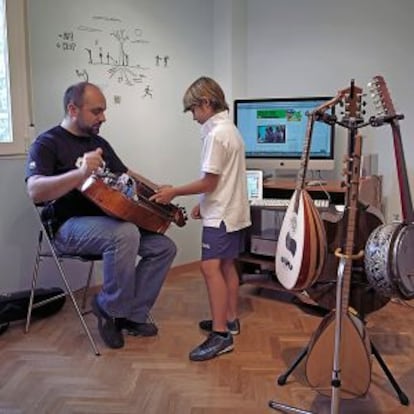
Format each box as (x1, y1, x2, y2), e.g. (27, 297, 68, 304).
(306, 133, 372, 400)
(276, 94, 345, 290)
(305, 84, 372, 400)
(365, 75, 414, 299)
(81, 171, 187, 234)
(306, 81, 389, 316)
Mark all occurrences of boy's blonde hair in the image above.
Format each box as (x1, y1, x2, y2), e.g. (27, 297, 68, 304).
(183, 76, 229, 113)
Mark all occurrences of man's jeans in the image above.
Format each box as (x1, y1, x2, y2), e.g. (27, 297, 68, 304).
(54, 216, 177, 322)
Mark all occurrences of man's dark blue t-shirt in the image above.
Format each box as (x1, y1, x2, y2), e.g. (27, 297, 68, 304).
(25, 125, 128, 227)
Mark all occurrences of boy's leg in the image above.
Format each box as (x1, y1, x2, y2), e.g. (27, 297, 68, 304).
(200, 258, 228, 333)
(190, 258, 234, 361)
(221, 258, 239, 322)
(188, 223, 245, 361)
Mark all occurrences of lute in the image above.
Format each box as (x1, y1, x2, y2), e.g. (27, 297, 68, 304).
(275, 94, 344, 291)
(305, 133, 372, 399)
(305, 84, 372, 399)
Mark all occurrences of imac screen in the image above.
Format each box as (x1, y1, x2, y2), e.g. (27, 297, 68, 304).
(234, 97, 335, 171)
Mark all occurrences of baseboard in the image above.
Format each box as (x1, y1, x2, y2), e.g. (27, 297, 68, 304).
(168, 261, 200, 277)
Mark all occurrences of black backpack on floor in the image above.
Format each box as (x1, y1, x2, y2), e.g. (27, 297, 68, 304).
(0, 288, 66, 335)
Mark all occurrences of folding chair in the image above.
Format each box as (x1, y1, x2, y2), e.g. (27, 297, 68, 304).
(26, 204, 101, 356)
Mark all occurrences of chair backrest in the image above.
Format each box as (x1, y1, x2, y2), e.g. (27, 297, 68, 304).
(33, 203, 102, 262)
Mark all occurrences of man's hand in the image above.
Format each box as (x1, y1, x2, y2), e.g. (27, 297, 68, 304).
(79, 148, 104, 178)
(150, 185, 175, 204)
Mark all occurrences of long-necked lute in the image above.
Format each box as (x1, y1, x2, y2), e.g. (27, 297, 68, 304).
(305, 127, 372, 400)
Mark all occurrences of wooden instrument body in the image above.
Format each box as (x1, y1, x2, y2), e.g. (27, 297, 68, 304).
(305, 310, 371, 399)
(307, 203, 389, 314)
(81, 175, 186, 234)
(275, 97, 345, 291)
(276, 189, 326, 290)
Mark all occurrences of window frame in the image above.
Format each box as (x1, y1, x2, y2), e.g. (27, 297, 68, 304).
(0, 0, 32, 156)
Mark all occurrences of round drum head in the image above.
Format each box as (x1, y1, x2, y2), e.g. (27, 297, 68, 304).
(392, 223, 414, 299)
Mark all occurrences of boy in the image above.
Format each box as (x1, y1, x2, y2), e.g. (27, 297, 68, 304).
(151, 76, 251, 361)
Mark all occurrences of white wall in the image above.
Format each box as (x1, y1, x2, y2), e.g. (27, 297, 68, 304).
(2, 0, 414, 292)
(28, 0, 215, 259)
(0, 0, 216, 292)
(0, 159, 38, 291)
(244, 0, 414, 220)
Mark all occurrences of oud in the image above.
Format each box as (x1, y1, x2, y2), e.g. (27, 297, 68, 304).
(275, 94, 345, 291)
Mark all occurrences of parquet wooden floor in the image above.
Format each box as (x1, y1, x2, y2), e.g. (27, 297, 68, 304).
(0, 263, 413, 414)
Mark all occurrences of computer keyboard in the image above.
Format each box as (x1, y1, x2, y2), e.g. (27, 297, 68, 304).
(250, 198, 330, 209)
(250, 198, 290, 207)
(313, 199, 330, 208)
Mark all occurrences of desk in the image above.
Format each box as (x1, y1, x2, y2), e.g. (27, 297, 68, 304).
(263, 179, 346, 204)
(237, 176, 383, 291)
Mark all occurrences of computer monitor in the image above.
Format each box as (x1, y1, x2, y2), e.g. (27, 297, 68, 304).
(234, 97, 335, 174)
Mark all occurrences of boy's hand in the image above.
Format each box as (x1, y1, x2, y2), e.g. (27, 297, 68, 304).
(150, 185, 175, 204)
(191, 204, 201, 219)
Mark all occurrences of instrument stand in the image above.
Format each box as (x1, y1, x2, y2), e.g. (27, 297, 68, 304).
(269, 80, 409, 413)
(268, 312, 410, 412)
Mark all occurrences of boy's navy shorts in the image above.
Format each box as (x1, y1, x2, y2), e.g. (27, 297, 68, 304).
(201, 221, 247, 260)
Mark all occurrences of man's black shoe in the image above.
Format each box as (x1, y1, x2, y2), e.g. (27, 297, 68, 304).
(91, 295, 124, 349)
(122, 319, 158, 337)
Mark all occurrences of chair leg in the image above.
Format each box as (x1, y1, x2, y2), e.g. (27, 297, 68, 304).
(81, 261, 95, 312)
(44, 236, 100, 356)
(25, 231, 43, 333)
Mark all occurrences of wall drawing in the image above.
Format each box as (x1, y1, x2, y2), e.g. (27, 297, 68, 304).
(56, 31, 76, 51)
(155, 55, 170, 67)
(55, 15, 173, 99)
(75, 68, 89, 82)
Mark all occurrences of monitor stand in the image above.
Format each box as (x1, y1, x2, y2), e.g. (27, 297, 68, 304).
(269, 169, 297, 181)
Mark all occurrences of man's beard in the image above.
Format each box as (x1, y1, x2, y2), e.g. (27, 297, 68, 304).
(81, 123, 101, 136)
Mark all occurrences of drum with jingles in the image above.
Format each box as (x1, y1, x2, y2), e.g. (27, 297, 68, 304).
(365, 75, 414, 301)
(365, 222, 414, 300)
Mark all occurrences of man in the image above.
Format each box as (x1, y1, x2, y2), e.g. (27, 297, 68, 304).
(25, 82, 177, 349)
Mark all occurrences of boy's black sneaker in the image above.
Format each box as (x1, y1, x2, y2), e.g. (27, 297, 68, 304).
(189, 332, 234, 361)
(198, 318, 240, 335)
(91, 295, 124, 349)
